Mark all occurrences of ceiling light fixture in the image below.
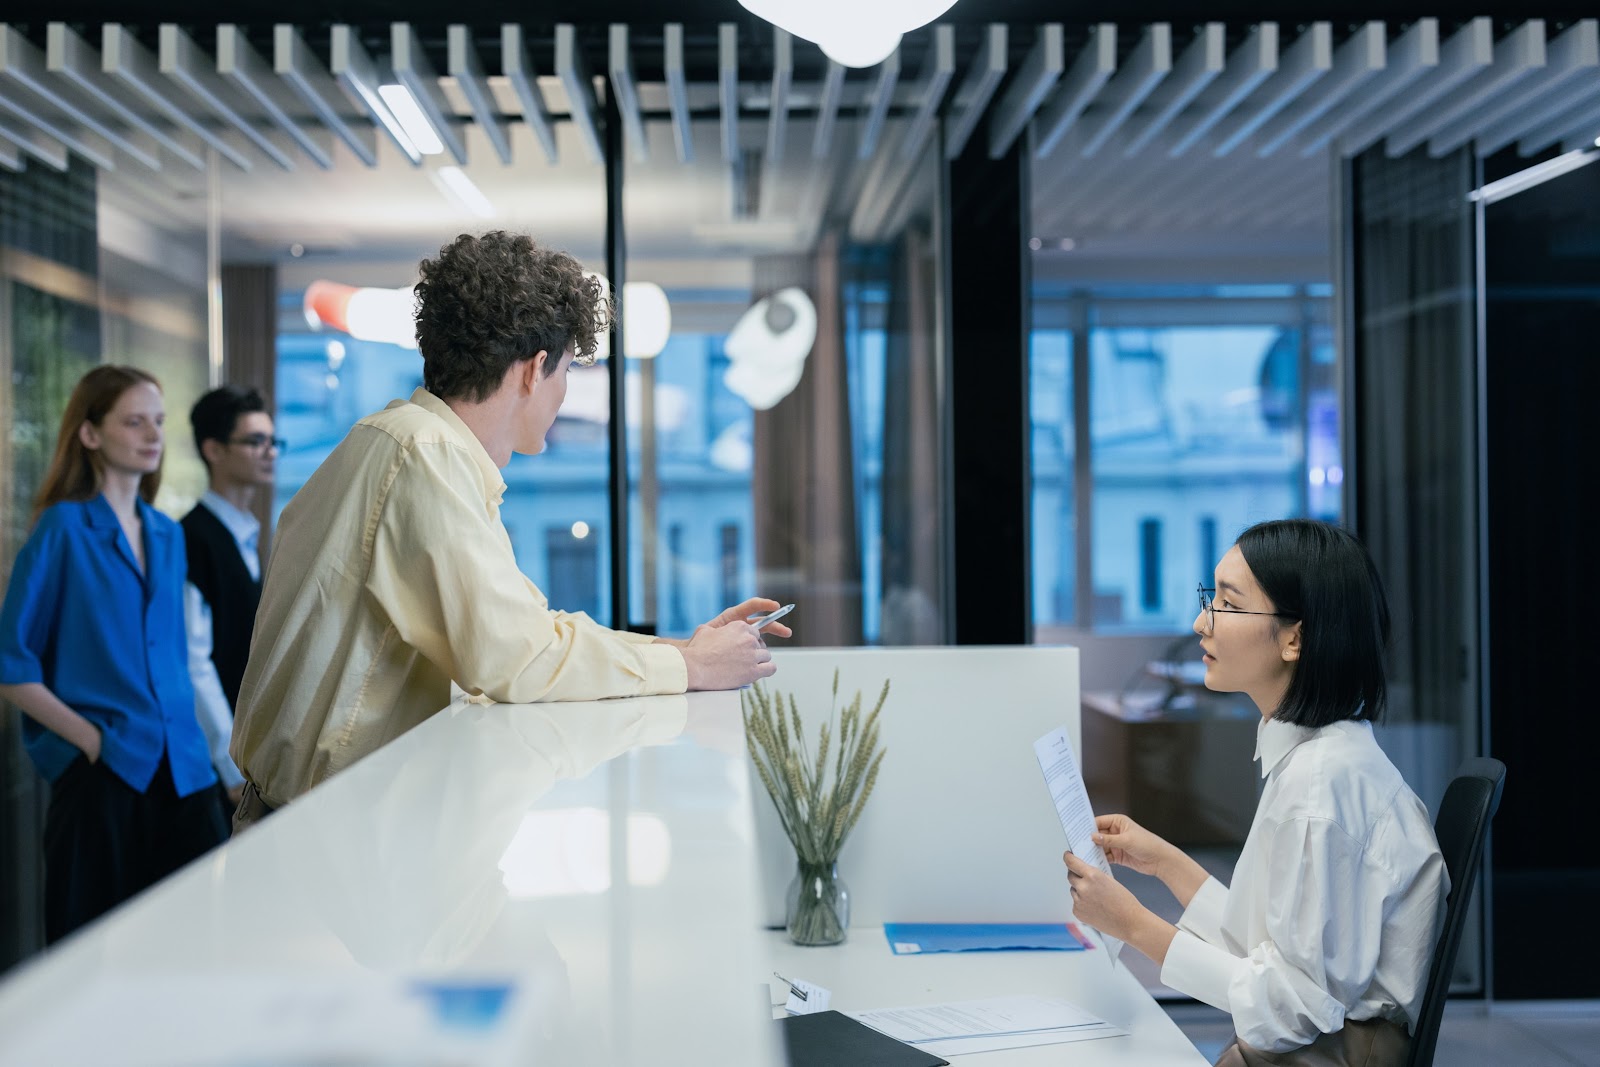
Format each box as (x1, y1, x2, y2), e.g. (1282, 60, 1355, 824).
(736, 0, 961, 68)
(377, 82, 444, 155)
(433, 165, 496, 219)
(1466, 146, 1598, 205)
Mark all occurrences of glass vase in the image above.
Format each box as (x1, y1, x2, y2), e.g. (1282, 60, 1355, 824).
(786, 859, 850, 946)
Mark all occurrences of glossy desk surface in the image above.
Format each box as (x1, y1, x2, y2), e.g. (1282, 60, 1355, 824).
(0, 684, 1206, 1065)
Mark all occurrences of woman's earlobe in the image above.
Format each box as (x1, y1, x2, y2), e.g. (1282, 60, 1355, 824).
(1282, 622, 1304, 662)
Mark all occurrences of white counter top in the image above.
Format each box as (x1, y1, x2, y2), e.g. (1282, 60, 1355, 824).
(0, 690, 781, 1066)
(0, 655, 1207, 1066)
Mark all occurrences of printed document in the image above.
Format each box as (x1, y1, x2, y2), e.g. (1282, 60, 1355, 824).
(1034, 725, 1124, 962)
(847, 995, 1125, 1056)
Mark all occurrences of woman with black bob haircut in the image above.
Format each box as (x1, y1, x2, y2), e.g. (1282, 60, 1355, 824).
(1062, 519, 1448, 1067)
(1237, 518, 1389, 729)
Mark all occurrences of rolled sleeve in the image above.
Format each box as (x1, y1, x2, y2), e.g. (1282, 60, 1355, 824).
(1162, 928, 1243, 1013)
(1176, 875, 1230, 946)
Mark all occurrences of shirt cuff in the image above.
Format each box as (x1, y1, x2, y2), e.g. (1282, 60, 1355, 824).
(638, 641, 689, 695)
(1176, 875, 1230, 945)
(215, 755, 246, 790)
(615, 629, 660, 646)
(1161, 929, 1244, 1014)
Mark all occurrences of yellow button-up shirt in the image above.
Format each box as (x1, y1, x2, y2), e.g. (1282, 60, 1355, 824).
(231, 388, 687, 806)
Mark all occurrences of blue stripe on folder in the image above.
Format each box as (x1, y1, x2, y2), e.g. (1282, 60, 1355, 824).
(883, 922, 1094, 955)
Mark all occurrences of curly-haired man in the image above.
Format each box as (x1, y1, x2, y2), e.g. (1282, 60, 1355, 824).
(229, 232, 787, 828)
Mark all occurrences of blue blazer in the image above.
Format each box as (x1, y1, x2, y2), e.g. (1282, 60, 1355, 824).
(0, 495, 216, 797)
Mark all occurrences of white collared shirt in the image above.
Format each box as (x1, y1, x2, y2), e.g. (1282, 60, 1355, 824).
(184, 491, 264, 791)
(1160, 717, 1449, 1054)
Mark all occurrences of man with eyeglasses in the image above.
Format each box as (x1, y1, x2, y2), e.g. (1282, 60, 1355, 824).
(182, 385, 282, 813)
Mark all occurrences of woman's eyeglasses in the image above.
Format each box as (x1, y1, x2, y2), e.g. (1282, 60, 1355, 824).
(1197, 584, 1295, 631)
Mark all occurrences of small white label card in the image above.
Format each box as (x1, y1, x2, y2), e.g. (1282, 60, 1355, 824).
(775, 973, 832, 1016)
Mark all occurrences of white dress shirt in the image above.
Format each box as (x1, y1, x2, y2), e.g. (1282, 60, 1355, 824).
(1160, 717, 1449, 1054)
(184, 490, 261, 791)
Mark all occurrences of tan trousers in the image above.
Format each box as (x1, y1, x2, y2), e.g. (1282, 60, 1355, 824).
(1215, 1018, 1409, 1067)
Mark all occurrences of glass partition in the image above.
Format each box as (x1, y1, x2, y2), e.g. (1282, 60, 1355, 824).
(272, 122, 609, 614)
(622, 104, 946, 645)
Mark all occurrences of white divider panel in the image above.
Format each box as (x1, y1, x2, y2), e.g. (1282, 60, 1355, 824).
(751, 646, 1081, 929)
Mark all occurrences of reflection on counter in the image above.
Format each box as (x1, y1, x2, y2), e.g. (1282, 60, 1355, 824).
(499, 808, 673, 898)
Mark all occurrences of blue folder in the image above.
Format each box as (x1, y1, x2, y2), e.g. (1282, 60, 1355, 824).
(882, 922, 1093, 955)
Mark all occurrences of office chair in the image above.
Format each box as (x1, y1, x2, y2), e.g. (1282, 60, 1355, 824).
(1404, 757, 1507, 1067)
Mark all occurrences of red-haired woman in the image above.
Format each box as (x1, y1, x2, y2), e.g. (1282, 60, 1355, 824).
(0, 365, 226, 943)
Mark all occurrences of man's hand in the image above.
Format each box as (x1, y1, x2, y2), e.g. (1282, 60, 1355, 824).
(681, 621, 775, 691)
(226, 783, 246, 807)
(697, 597, 794, 641)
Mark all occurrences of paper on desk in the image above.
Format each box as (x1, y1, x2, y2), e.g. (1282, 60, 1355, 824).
(1034, 725, 1125, 962)
(914, 1021, 1128, 1057)
(847, 994, 1108, 1044)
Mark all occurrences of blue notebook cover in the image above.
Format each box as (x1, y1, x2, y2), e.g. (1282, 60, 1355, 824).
(883, 922, 1094, 955)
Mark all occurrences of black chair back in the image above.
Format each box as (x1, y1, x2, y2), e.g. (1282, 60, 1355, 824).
(1405, 757, 1506, 1067)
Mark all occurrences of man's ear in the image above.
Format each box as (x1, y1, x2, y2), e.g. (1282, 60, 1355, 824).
(525, 350, 550, 392)
(1280, 620, 1303, 663)
(200, 438, 226, 468)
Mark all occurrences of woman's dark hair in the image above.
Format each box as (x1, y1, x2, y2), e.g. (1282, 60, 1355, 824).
(413, 231, 611, 403)
(1235, 518, 1390, 728)
(190, 384, 267, 470)
(33, 365, 164, 525)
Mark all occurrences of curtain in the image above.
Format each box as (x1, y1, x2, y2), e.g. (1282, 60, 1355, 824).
(222, 264, 278, 551)
(1351, 146, 1479, 748)
(1348, 145, 1480, 991)
(752, 231, 863, 647)
(878, 224, 944, 645)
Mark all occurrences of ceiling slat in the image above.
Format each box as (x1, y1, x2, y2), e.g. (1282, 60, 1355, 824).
(990, 22, 1067, 159)
(945, 24, 1006, 160)
(1338, 17, 1492, 157)
(1448, 20, 1598, 157)
(451, 25, 513, 165)
(1298, 18, 1437, 158)
(392, 23, 466, 165)
(1254, 21, 1384, 158)
(219, 25, 331, 169)
(330, 24, 418, 166)
(161, 24, 293, 170)
(0, 24, 159, 169)
(1027, 23, 1109, 159)
(275, 25, 376, 167)
(502, 25, 558, 165)
(1210, 22, 1331, 158)
(1077, 24, 1170, 159)
(1167, 23, 1278, 158)
(1385, 19, 1545, 157)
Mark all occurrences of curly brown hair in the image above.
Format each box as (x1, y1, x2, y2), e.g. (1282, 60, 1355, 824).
(413, 231, 611, 402)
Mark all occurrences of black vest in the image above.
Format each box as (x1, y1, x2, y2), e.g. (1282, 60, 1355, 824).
(181, 503, 262, 711)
